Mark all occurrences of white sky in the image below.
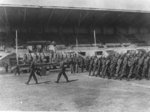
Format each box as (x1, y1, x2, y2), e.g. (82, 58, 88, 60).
(0, 0, 150, 12)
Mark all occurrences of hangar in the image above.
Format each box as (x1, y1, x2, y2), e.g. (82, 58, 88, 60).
(0, 0, 150, 46)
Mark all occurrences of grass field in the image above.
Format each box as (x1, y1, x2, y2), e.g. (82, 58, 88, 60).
(0, 71, 150, 112)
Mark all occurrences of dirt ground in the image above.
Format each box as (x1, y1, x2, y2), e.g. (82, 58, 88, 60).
(1, 71, 150, 112)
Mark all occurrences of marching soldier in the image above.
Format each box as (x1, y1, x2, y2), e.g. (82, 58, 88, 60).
(55, 60, 69, 83)
(141, 55, 149, 79)
(103, 57, 111, 78)
(89, 57, 94, 76)
(92, 56, 98, 76)
(101, 57, 106, 77)
(26, 61, 38, 84)
(119, 55, 128, 80)
(127, 55, 135, 80)
(109, 55, 118, 78)
(136, 54, 145, 80)
(115, 55, 123, 78)
(96, 58, 102, 77)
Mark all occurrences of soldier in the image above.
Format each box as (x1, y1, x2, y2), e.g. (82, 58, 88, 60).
(55, 60, 69, 83)
(127, 54, 135, 80)
(101, 57, 106, 77)
(69, 57, 75, 74)
(92, 56, 98, 76)
(119, 54, 128, 80)
(109, 55, 118, 78)
(103, 57, 111, 78)
(85, 57, 90, 71)
(80, 57, 85, 73)
(89, 57, 94, 76)
(136, 54, 145, 80)
(75, 56, 79, 73)
(141, 55, 149, 79)
(147, 57, 150, 80)
(114, 55, 123, 78)
(96, 58, 102, 77)
(26, 61, 38, 84)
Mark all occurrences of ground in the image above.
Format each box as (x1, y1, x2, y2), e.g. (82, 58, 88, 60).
(1, 71, 150, 112)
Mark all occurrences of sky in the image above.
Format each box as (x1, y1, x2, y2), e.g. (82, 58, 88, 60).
(0, 0, 150, 12)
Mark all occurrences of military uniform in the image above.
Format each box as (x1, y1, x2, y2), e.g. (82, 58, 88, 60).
(26, 62, 38, 84)
(109, 56, 118, 78)
(136, 56, 145, 79)
(80, 57, 85, 73)
(56, 61, 69, 83)
(103, 58, 110, 78)
(141, 56, 149, 79)
(70, 58, 75, 74)
(115, 57, 122, 78)
(120, 56, 128, 79)
(89, 58, 94, 76)
(92, 57, 98, 76)
(96, 58, 102, 77)
(127, 56, 135, 80)
(101, 58, 106, 77)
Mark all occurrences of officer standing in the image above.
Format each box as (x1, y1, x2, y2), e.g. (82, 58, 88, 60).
(55, 60, 69, 83)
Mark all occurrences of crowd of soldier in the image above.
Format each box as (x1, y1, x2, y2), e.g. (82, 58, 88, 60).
(86, 51, 150, 81)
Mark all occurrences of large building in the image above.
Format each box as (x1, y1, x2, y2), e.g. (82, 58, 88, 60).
(0, 0, 150, 46)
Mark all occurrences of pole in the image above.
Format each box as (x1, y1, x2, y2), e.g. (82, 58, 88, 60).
(16, 30, 18, 65)
(94, 29, 97, 47)
(76, 37, 78, 51)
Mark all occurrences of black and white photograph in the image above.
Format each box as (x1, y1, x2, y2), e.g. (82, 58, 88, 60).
(0, 0, 150, 111)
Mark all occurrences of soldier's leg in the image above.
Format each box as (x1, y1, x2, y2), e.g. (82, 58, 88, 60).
(127, 66, 133, 80)
(26, 72, 33, 84)
(89, 66, 92, 76)
(136, 66, 141, 80)
(115, 66, 120, 79)
(81, 66, 84, 72)
(119, 67, 126, 79)
(103, 67, 107, 78)
(70, 65, 73, 73)
(92, 66, 96, 76)
(56, 72, 62, 83)
(142, 66, 147, 79)
(96, 67, 101, 77)
(73, 65, 75, 73)
(18, 69, 20, 75)
(62, 72, 69, 82)
(32, 72, 38, 84)
(147, 68, 150, 80)
(101, 67, 105, 77)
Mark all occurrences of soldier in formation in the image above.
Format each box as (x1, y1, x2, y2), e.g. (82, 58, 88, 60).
(86, 51, 150, 80)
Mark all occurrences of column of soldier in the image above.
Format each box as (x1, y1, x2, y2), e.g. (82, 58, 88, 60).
(86, 51, 150, 81)
(22, 50, 150, 81)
